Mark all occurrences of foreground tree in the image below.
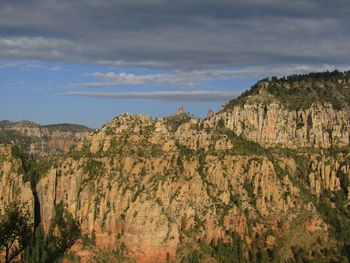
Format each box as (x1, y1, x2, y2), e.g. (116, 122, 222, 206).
(23, 202, 81, 263)
(47, 202, 81, 260)
(0, 201, 32, 263)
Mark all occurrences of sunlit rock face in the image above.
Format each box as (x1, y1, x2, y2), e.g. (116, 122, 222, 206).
(2, 74, 350, 262)
(0, 144, 34, 216)
(31, 114, 326, 262)
(209, 82, 350, 149)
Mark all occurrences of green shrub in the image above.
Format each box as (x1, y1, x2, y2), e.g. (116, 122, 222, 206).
(83, 159, 105, 179)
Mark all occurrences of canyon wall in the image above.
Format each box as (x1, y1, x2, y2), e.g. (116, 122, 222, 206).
(34, 114, 329, 262)
(0, 121, 92, 158)
(0, 144, 34, 216)
(209, 86, 350, 149)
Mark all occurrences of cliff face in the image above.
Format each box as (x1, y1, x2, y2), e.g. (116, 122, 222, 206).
(306, 152, 350, 198)
(0, 144, 33, 216)
(0, 121, 92, 158)
(209, 82, 350, 149)
(35, 114, 330, 262)
(1, 72, 350, 262)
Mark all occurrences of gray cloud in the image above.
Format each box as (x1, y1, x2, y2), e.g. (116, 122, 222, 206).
(60, 90, 240, 102)
(1, 1, 350, 70)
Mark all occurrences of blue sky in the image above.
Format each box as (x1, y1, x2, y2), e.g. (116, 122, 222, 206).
(0, 61, 259, 128)
(1, 1, 349, 128)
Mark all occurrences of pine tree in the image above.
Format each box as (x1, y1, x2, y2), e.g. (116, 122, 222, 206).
(0, 201, 32, 263)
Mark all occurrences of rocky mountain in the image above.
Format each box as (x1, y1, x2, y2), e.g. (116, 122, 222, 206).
(1, 71, 350, 262)
(209, 71, 350, 149)
(0, 120, 92, 158)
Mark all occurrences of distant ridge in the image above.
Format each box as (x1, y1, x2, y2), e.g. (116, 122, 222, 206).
(0, 120, 92, 158)
(43, 123, 93, 132)
(0, 120, 92, 132)
(224, 70, 350, 111)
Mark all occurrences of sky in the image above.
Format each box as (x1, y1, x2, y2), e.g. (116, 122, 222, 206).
(1, 0, 350, 128)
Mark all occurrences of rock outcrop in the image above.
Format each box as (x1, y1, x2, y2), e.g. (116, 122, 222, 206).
(0, 120, 92, 158)
(306, 153, 350, 198)
(209, 82, 350, 148)
(0, 144, 34, 215)
(33, 114, 329, 262)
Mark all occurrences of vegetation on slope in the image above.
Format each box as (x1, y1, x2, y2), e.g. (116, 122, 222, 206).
(0, 130, 35, 147)
(12, 145, 54, 184)
(270, 147, 350, 262)
(224, 70, 350, 111)
(164, 112, 191, 132)
(222, 80, 267, 110)
(22, 201, 81, 263)
(43, 123, 92, 133)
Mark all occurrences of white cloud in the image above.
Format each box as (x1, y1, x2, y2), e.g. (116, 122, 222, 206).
(71, 64, 350, 88)
(0, 37, 68, 49)
(60, 90, 240, 102)
(49, 66, 63, 71)
(0, 61, 27, 68)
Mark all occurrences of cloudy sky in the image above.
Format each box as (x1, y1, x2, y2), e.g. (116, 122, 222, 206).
(1, 0, 349, 127)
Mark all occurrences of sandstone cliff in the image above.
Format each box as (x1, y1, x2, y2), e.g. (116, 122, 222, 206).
(209, 77, 350, 149)
(0, 144, 34, 217)
(2, 71, 350, 262)
(34, 114, 333, 262)
(0, 120, 92, 158)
